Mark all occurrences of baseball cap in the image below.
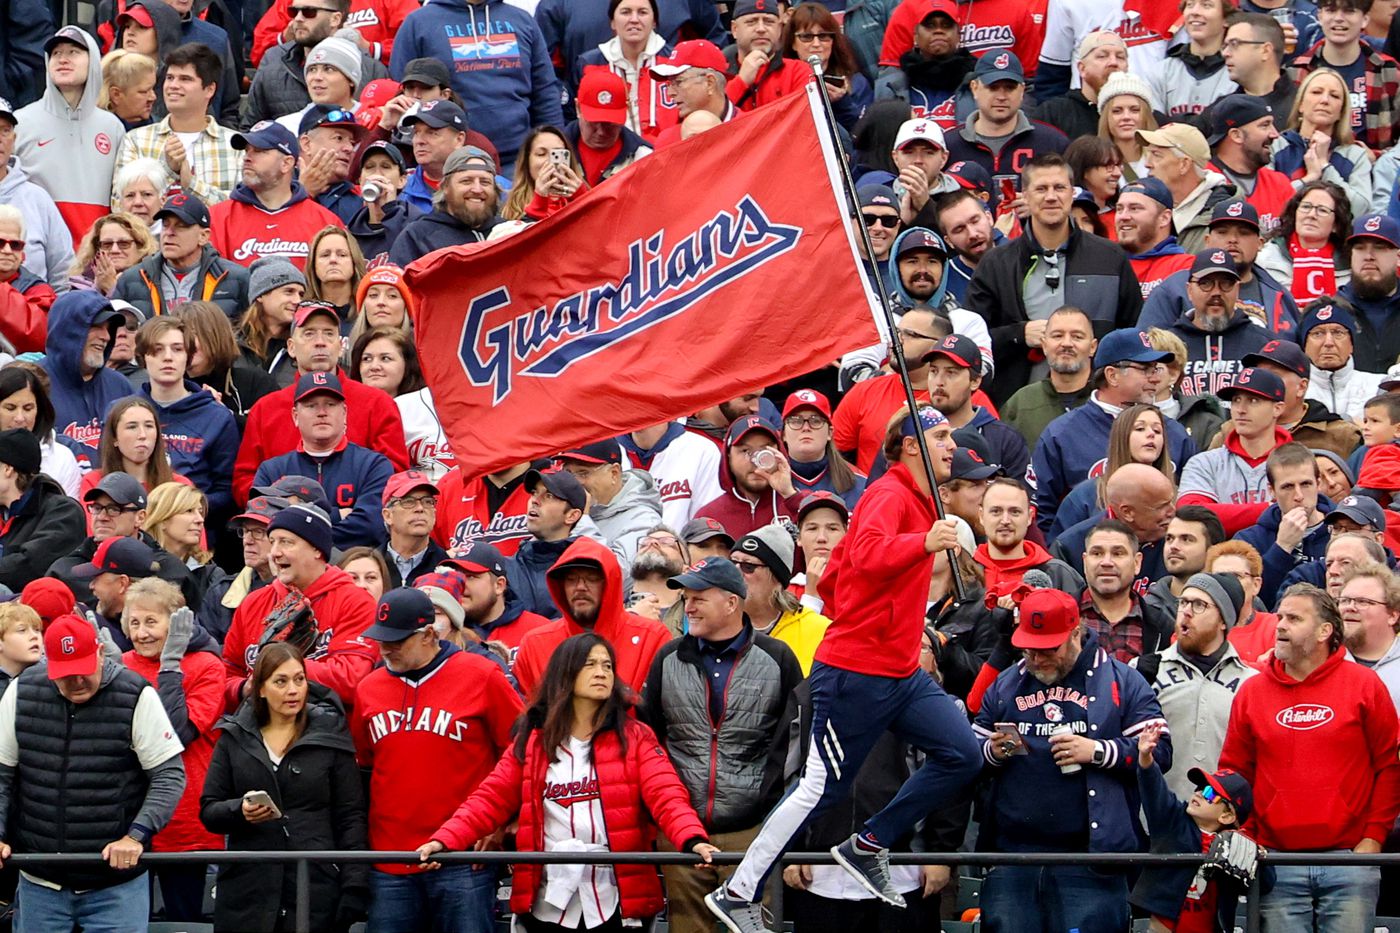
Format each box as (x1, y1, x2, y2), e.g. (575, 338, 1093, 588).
(577, 69, 628, 124)
(118, 5, 154, 27)
(913, 0, 959, 22)
(19, 578, 75, 627)
(232, 495, 289, 526)
(923, 334, 982, 376)
(1209, 198, 1260, 231)
(383, 470, 438, 502)
(899, 405, 949, 438)
(949, 448, 1002, 481)
(1208, 94, 1274, 145)
(298, 103, 366, 138)
(945, 160, 993, 195)
(292, 299, 340, 330)
(895, 228, 947, 261)
(364, 588, 436, 641)
(154, 192, 210, 228)
(858, 185, 898, 210)
(525, 468, 588, 512)
(782, 389, 833, 420)
(442, 541, 506, 576)
(894, 118, 946, 152)
(294, 370, 344, 403)
(1188, 767, 1254, 824)
(1243, 339, 1309, 378)
(1299, 303, 1358, 341)
(1325, 494, 1389, 530)
(667, 556, 747, 598)
(44, 25, 89, 53)
(400, 58, 452, 88)
(232, 120, 299, 158)
(973, 49, 1024, 86)
(109, 298, 148, 331)
(1075, 29, 1127, 62)
(362, 139, 406, 170)
(1011, 589, 1081, 649)
(0, 97, 15, 126)
(44, 615, 99, 678)
(1120, 177, 1173, 210)
(732, 0, 780, 17)
(557, 440, 623, 466)
(253, 475, 329, 508)
(725, 414, 782, 448)
(442, 145, 496, 177)
(71, 536, 159, 580)
(650, 40, 729, 78)
(83, 472, 147, 509)
(796, 491, 849, 525)
(680, 517, 733, 547)
(1093, 328, 1174, 369)
(1136, 123, 1210, 167)
(1350, 213, 1400, 248)
(1190, 249, 1240, 281)
(402, 99, 467, 132)
(1217, 366, 1285, 403)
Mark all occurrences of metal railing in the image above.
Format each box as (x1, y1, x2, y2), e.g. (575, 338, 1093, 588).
(9, 849, 1399, 932)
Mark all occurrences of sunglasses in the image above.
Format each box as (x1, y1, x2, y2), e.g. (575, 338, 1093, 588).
(1199, 784, 1232, 809)
(862, 213, 899, 229)
(732, 561, 765, 575)
(0, 239, 23, 252)
(289, 5, 335, 16)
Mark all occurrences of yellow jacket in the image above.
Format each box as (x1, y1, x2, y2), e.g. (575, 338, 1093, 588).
(768, 606, 831, 676)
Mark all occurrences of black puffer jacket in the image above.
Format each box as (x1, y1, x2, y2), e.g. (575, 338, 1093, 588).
(0, 473, 86, 591)
(200, 686, 367, 933)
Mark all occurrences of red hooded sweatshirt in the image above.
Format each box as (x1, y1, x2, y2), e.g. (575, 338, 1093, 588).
(512, 537, 672, 698)
(222, 564, 379, 709)
(973, 539, 1060, 599)
(1218, 648, 1400, 850)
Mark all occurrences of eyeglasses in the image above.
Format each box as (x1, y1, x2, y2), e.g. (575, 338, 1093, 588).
(862, 213, 899, 229)
(0, 239, 23, 252)
(289, 4, 336, 14)
(897, 326, 939, 342)
(1039, 252, 1061, 291)
(732, 561, 765, 575)
(665, 73, 704, 89)
(638, 533, 680, 550)
(235, 525, 269, 541)
(1115, 362, 1162, 375)
(392, 494, 438, 510)
(99, 238, 136, 251)
(795, 31, 837, 43)
(1192, 277, 1237, 292)
(1179, 597, 1216, 616)
(1339, 595, 1390, 609)
(86, 503, 140, 518)
(1222, 38, 1267, 51)
(784, 414, 829, 430)
(1296, 202, 1336, 217)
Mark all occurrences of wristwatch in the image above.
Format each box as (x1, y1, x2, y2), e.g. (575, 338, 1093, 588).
(126, 825, 151, 847)
(1090, 742, 1107, 767)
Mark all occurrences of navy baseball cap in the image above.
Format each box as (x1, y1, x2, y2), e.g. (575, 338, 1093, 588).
(1299, 303, 1358, 340)
(950, 448, 1002, 481)
(362, 139, 406, 169)
(1243, 339, 1309, 378)
(973, 48, 1024, 85)
(858, 185, 898, 210)
(253, 475, 329, 509)
(364, 588, 436, 641)
(725, 414, 782, 448)
(1190, 249, 1240, 281)
(732, 0, 780, 17)
(154, 192, 210, 228)
(1210, 198, 1260, 231)
(232, 120, 299, 157)
(1325, 494, 1389, 530)
(44, 25, 89, 53)
(294, 370, 344, 403)
(232, 495, 290, 526)
(442, 541, 507, 576)
(557, 440, 623, 466)
(525, 468, 588, 512)
(895, 228, 947, 261)
(1218, 366, 1285, 403)
(83, 472, 147, 508)
(298, 103, 366, 138)
(667, 556, 747, 598)
(899, 405, 949, 438)
(1120, 177, 1173, 209)
(72, 536, 159, 580)
(1350, 213, 1400, 247)
(1208, 93, 1274, 145)
(1093, 329, 1174, 369)
(1188, 767, 1253, 824)
(923, 333, 983, 376)
(796, 491, 849, 525)
(402, 99, 467, 131)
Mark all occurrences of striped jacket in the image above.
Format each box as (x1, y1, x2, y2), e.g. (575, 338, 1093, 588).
(1287, 42, 1400, 152)
(111, 115, 243, 207)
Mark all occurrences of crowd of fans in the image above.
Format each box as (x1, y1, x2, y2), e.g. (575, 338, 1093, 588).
(5, 0, 1400, 930)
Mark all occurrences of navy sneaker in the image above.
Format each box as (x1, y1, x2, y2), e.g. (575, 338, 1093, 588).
(831, 834, 907, 908)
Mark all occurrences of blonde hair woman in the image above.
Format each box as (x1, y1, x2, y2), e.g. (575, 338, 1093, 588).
(145, 482, 223, 603)
(69, 212, 156, 295)
(1270, 68, 1373, 218)
(98, 49, 157, 129)
(1097, 72, 1158, 184)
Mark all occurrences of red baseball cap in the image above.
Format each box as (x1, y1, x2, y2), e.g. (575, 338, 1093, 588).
(44, 615, 99, 679)
(1011, 589, 1081, 650)
(19, 578, 75, 627)
(118, 5, 154, 27)
(650, 40, 729, 78)
(384, 470, 438, 502)
(577, 69, 628, 124)
(292, 300, 340, 330)
(782, 389, 833, 420)
(910, 0, 959, 22)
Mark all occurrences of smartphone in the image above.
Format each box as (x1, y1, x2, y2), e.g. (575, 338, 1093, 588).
(822, 74, 846, 88)
(549, 148, 570, 166)
(243, 790, 283, 819)
(994, 723, 1028, 756)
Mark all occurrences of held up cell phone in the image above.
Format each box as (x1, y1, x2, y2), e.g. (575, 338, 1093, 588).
(994, 723, 1028, 756)
(243, 790, 283, 819)
(549, 148, 570, 166)
(822, 74, 846, 88)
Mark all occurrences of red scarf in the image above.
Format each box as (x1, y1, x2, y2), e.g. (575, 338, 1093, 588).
(1287, 233, 1336, 304)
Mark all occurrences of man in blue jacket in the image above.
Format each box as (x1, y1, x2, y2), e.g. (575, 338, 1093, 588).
(1233, 442, 1335, 606)
(39, 291, 130, 467)
(253, 371, 393, 549)
(389, 146, 503, 267)
(974, 588, 1171, 933)
(390, 0, 563, 167)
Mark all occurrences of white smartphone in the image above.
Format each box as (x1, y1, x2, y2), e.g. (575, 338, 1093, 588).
(243, 790, 283, 819)
(994, 723, 1028, 756)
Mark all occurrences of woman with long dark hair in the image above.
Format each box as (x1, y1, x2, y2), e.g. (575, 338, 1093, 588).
(180, 301, 281, 429)
(503, 127, 588, 222)
(78, 397, 184, 512)
(783, 3, 870, 131)
(0, 364, 83, 498)
(348, 326, 427, 398)
(1050, 403, 1177, 537)
(417, 633, 717, 932)
(1256, 180, 1353, 306)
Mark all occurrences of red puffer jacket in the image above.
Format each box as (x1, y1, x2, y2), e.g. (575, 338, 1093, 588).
(431, 718, 707, 918)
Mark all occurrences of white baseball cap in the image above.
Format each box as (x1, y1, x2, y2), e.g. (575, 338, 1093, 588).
(893, 118, 946, 152)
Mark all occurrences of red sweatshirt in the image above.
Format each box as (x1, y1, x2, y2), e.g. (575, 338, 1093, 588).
(726, 58, 814, 112)
(0, 274, 53, 354)
(432, 468, 534, 557)
(351, 646, 522, 873)
(879, 0, 1047, 73)
(973, 539, 1060, 598)
(209, 194, 343, 271)
(1129, 252, 1194, 299)
(814, 461, 934, 678)
(233, 371, 408, 504)
(222, 565, 378, 709)
(1218, 648, 1400, 850)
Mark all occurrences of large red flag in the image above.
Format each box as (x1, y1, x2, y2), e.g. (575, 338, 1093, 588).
(406, 84, 882, 477)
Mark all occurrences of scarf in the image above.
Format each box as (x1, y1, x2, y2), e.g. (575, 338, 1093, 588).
(1287, 233, 1337, 303)
(898, 49, 976, 91)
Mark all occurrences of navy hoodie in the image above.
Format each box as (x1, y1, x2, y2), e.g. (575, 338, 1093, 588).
(1166, 308, 1276, 398)
(347, 199, 422, 266)
(968, 407, 1031, 487)
(252, 440, 393, 548)
(389, 0, 564, 166)
(505, 536, 576, 620)
(40, 292, 129, 464)
(1234, 497, 1335, 607)
(140, 380, 239, 516)
(388, 209, 503, 269)
(1139, 265, 1300, 338)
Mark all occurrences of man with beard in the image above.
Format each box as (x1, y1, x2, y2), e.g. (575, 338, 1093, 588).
(973, 477, 1085, 597)
(209, 122, 342, 270)
(1035, 32, 1130, 142)
(1145, 507, 1226, 625)
(1207, 96, 1291, 233)
(296, 103, 366, 224)
(1136, 572, 1257, 802)
(1332, 214, 1400, 373)
(1116, 179, 1193, 299)
(973, 588, 1170, 933)
(1079, 520, 1175, 663)
(878, 1, 974, 131)
(1165, 250, 1273, 397)
(881, 227, 995, 374)
(390, 147, 502, 266)
(1001, 307, 1097, 451)
(687, 392, 766, 447)
(930, 188, 1001, 304)
(925, 334, 1029, 483)
(443, 542, 550, 650)
(630, 526, 689, 636)
(246, 0, 386, 128)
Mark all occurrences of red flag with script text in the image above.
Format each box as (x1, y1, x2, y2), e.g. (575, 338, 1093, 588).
(406, 84, 882, 477)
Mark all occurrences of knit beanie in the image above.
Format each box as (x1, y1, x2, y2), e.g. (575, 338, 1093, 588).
(733, 524, 796, 587)
(1185, 572, 1246, 630)
(304, 36, 363, 91)
(354, 264, 418, 322)
(1097, 71, 1153, 114)
(267, 503, 334, 560)
(248, 257, 305, 304)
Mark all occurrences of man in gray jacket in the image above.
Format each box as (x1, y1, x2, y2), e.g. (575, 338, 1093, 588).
(642, 556, 803, 933)
(558, 439, 663, 589)
(1339, 560, 1400, 711)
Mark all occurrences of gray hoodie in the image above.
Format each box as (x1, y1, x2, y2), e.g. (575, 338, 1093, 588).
(591, 469, 663, 589)
(0, 157, 72, 289)
(13, 28, 125, 241)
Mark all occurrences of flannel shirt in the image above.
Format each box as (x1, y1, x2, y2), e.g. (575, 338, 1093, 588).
(1287, 41, 1400, 152)
(111, 116, 244, 207)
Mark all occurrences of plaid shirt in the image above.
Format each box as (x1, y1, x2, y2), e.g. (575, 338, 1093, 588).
(1079, 590, 1147, 664)
(1288, 41, 1400, 152)
(111, 116, 243, 207)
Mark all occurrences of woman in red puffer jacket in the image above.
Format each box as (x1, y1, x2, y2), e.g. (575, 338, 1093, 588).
(417, 632, 718, 930)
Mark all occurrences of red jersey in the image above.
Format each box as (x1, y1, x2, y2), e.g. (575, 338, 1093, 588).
(879, 0, 1048, 73)
(726, 58, 814, 112)
(1130, 252, 1195, 298)
(222, 565, 378, 709)
(209, 191, 344, 271)
(432, 468, 534, 557)
(351, 646, 523, 873)
(1213, 162, 1293, 235)
(252, 0, 417, 65)
(233, 371, 409, 504)
(832, 374, 931, 474)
